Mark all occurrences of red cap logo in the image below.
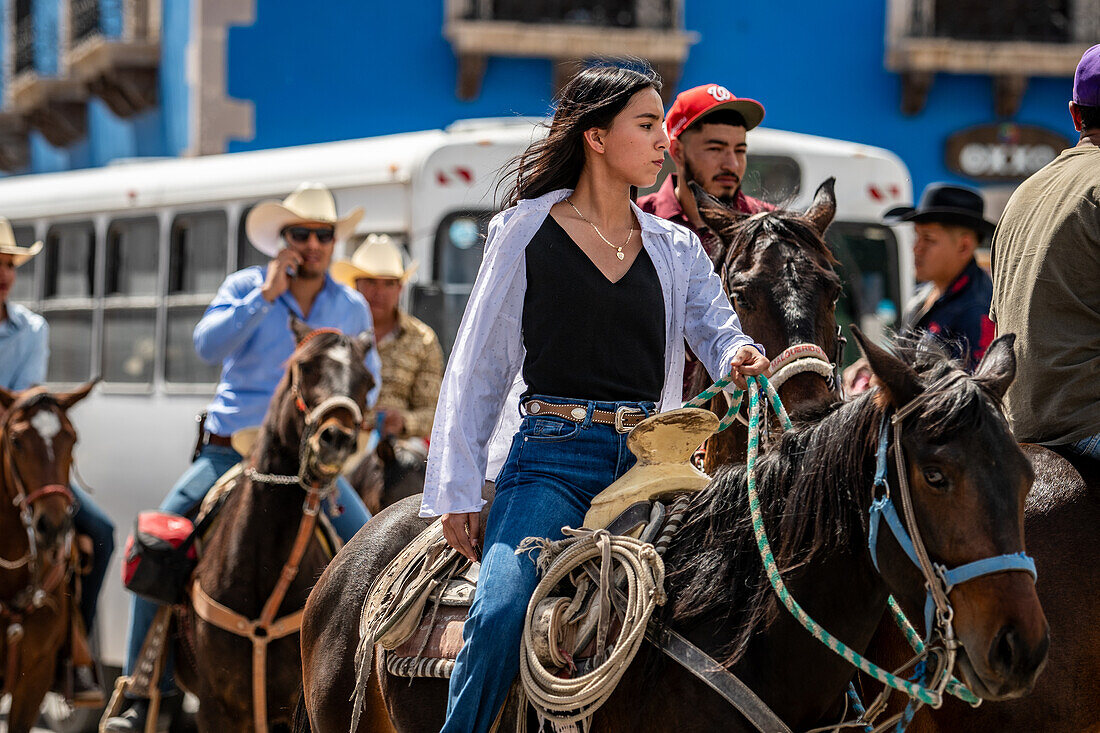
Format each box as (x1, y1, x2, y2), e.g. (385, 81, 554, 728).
(707, 85, 732, 102)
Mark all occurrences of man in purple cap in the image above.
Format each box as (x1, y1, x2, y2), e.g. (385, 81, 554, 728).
(990, 43, 1100, 458)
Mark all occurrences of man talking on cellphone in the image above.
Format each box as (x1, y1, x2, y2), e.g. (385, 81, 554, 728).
(105, 182, 382, 732)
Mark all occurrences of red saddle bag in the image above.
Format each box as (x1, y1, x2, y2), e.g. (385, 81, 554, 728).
(122, 511, 205, 606)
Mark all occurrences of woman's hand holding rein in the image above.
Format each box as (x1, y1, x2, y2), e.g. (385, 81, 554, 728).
(728, 345, 770, 390)
(442, 511, 481, 563)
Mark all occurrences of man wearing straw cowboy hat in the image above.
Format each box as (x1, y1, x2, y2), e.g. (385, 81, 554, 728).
(106, 183, 381, 732)
(0, 217, 115, 703)
(332, 234, 443, 442)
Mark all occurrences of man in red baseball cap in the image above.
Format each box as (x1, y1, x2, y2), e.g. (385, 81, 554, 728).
(638, 83, 774, 252)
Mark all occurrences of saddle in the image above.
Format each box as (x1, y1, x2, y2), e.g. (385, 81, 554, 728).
(351, 409, 717, 687)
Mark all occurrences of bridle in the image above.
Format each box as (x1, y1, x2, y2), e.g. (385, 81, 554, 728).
(866, 385, 1037, 683)
(0, 387, 77, 696)
(244, 327, 365, 498)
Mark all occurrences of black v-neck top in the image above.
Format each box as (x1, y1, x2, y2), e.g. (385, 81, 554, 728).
(521, 215, 665, 402)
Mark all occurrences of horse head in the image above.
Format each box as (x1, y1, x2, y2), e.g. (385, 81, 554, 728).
(854, 327, 1048, 700)
(690, 178, 842, 419)
(268, 317, 375, 486)
(0, 381, 95, 551)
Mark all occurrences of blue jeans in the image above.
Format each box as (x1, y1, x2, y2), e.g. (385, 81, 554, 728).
(72, 484, 116, 634)
(122, 443, 371, 693)
(1070, 432, 1100, 460)
(442, 396, 650, 733)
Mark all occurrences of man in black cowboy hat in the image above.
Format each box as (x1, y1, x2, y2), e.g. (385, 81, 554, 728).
(889, 183, 996, 368)
(844, 183, 995, 391)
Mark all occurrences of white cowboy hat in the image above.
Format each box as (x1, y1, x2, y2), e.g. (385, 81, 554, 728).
(331, 233, 419, 288)
(244, 182, 365, 258)
(0, 217, 42, 267)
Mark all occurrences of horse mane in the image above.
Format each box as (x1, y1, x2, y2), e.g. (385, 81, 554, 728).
(662, 335, 1003, 665)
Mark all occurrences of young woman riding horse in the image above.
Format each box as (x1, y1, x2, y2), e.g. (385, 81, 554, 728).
(422, 62, 768, 733)
(0, 381, 95, 733)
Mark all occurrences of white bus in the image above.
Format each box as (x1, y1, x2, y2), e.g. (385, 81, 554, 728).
(0, 119, 912, 669)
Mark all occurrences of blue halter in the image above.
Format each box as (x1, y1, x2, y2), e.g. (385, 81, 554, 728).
(867, 416, 1037, 636)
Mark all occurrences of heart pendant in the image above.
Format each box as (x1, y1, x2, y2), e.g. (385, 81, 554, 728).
(616, 251, 625, 260)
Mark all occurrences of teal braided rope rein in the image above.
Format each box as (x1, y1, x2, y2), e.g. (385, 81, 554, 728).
(743, 375, 943, 707)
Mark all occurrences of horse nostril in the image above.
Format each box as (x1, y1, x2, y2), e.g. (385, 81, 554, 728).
(990, 625, 1023, 676)
(319, 425, 354, 453)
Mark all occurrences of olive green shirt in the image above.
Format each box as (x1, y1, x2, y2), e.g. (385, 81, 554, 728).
(990, 143, 1100, 445)
(373, 309, 444, 439)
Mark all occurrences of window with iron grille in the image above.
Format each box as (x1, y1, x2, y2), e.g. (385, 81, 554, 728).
(14, 0, 35, 75)
(930, 0, 1070, 43)
(475, 0, 674, 28)
(70, 0, 101, 45)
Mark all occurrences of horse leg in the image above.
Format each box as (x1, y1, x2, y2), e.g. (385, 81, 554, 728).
(6, 654, 57, 733)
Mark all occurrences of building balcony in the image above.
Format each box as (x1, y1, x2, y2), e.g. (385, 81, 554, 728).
(885, 0, 1099, 115)
(7, 73, 88, 148)
(444, 0, 698, 101)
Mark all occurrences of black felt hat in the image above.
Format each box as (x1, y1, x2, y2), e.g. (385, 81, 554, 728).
(884, 183, 995, 238)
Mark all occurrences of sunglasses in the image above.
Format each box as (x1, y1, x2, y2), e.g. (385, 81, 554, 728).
(283, 226, 335, 244)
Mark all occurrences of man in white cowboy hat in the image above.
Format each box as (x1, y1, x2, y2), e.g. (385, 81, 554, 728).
(106, 182, 382, 732)
(332, 234, 443, 441)
(0, 217, 115, 703)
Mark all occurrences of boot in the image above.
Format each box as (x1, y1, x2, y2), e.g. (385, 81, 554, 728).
(70, 663, 105, 707)
(102, 694, 181, 733)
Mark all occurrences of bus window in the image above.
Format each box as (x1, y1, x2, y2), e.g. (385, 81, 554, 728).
(236, 204, 269, 272)
(103, 217, 159, 385)
(165, 211, 229, 385)
(165, 305, 220, 384)
(742, 155, 801, 204)
(42, 222, 96, 383)
(169, 211, 228, 295)
(410, 211, 491, 358)
(8, 224, 38, 303)
(825, 223, 902, 366)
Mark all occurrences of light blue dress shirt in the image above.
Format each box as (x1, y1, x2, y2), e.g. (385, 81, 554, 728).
(193, 267, 382, 437)
(0, 302, 50, 390)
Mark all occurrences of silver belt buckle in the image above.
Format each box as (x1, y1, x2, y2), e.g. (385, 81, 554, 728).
(613, 405, 636, 433)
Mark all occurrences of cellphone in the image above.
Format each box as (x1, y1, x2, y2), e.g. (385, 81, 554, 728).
(281, 248, 298, 278)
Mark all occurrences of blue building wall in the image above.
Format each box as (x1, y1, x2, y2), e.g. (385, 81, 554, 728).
(13, 0, 1082, 193)
(223, 0, 1079, 196)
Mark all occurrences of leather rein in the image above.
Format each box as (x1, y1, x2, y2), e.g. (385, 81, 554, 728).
(0, 387, 76, 697)
(188, 328, 363, 732)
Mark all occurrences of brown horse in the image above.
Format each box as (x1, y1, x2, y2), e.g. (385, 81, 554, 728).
(347, 435, 427, 516)
(689, 179, 845, 471)
(174, 318, 373, 732)
(866, 445, 1099, 731)
(298, 330, 1047, 731)
(0, 381, 95, 733)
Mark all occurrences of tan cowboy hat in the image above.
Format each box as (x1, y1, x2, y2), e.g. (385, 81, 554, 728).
(331, 234, 419, 288)
(0, 217, 42, 267)
(245, 182, 365, 258)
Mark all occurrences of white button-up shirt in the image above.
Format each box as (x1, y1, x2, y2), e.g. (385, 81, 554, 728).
(420, 189, 760, 517)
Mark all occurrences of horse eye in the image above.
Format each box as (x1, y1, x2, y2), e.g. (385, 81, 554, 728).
(923, 468, 947, 489)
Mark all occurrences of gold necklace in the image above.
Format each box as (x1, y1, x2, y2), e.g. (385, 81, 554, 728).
(565, 198, 634, 260)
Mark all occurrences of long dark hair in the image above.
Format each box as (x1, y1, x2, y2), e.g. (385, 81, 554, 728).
(502, 61, 662, 207)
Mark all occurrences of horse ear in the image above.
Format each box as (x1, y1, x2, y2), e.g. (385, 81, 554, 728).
(850, 325, 922, 408)
(376, 434, 396, 465)
(0, 386, 15, 410)
(973, 333, 1016, 400)
(55, 377, 99, 410)
(289, 316, 312, 344)
(687, 180, 745, 266)
(354, 330, 375, 357)
(804, 177, 837, 237)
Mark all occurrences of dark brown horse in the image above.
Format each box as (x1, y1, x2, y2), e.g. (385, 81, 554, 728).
(347, 435, 427, 516)
(689, 179, 845, 471)
(175, 318, 373, 732)
(0, 381, 95, 733)
(866, 445, 1099, 731)
(298, 332, 1048, 732)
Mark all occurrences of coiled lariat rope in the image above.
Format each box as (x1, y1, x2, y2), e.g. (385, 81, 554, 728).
(517, 529, 665, 730)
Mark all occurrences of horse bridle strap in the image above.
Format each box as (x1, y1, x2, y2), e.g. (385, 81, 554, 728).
(188, 489, 323, 733)
(867, 411, 1038, 637)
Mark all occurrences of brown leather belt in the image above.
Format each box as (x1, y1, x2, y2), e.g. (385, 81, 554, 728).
(203, 431, 233, 448)
(521, 399, 647, 433)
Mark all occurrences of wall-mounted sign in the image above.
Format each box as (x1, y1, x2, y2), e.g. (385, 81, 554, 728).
(945, 123, 1072, 181)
